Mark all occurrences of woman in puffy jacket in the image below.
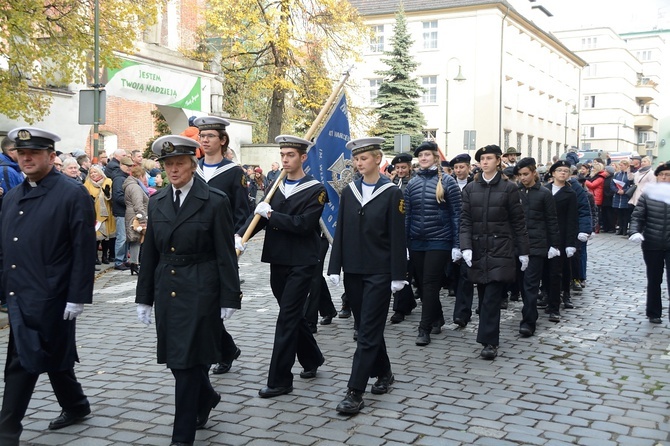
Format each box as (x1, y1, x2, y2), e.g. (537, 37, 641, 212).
(629, 160, 670, 324)
(585, 161, 607, 232)
(404, 141, 461, 347)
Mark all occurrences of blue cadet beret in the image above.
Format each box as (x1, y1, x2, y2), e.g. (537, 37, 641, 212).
(549, 159, 571, 174)
(276, 134, 312, 152)
(152, 135, 200, 160)
(391, 152, 413, 165)
(413, 140, 439, 157)
(8, 127, 60, 150)
(440, 160, 450, 168)
(346, 137, 384, 156)
(474, 144, 502, 162)
(513, 157, 536, 175)
(194, 116, 230, 131)
(503, 166, 516, 178)
(450, 153, 471, 166)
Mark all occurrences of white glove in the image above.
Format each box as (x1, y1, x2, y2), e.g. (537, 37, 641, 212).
(519, 255, 529, 272)
(63, 302, 84, 320)
(221, 308, 236, 320)
(391, 280, 409, 292)
(254, 202, 272, 219)
(329, 274, 340, 286)
(234, 234, 246, 252)
(589, 232, 596, 240)
(565, 247, 577, 257)
(137, 303, 152, 325)
(629, 233, 644, 244)
(547, 247, 561, 259)
(451, 248, 462, 262)
(462, 249, 473, 267)
(406, 249, 410, 260)
(577, 232, 589, 242)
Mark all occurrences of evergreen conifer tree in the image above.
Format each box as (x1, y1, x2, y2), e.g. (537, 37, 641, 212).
(371, 5, 427, 152)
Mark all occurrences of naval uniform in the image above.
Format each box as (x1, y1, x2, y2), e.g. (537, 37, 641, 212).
(196, 158, 249, 367)
(136, 178, 241, 444)
(0, 170, 95, 444)
(239, 174, 327, 388)
(328, 176, 406, 391)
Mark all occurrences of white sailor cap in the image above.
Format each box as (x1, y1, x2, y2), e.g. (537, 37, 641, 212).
(345, 137, 384, 156)
(152, 135, 200, 160)
(193, 116, 230, 131)
(7, 127, 61, 150)
(275, 135, 312, 152)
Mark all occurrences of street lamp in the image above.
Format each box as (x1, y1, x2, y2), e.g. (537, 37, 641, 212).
(617, 117, 628, 152)
(445, 57, 466, 151)
(564, 101, 578, 150)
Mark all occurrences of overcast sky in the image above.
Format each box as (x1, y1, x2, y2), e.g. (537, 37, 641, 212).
(510, 0, 670, 34)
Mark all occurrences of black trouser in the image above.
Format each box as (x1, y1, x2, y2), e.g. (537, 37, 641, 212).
(543, 256, 563, 314)
(344, 273, 392, 392)
(602, 204, 616, 232)
(520, 255, 543, 332)
(617, 206, 633, 234)
(642, 249, 670, 319)
(452, 261, 474, 323)
(410, 250, 449, 332)
(305, 235, 336, 326)
(392, 257, 416, 315)
(268, 264, 323, 388)
(0, 332, 89, 446)
(171, 365, 216, 443)
(219, 323, 238, 362)
(475, 282, 505, 346)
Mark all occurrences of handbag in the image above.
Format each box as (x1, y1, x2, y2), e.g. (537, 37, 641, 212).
(624, 184, 637, 198)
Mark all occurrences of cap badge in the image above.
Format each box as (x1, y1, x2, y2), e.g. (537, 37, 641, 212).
(162, 141, 175, 154)
(17, 130, 31, 141)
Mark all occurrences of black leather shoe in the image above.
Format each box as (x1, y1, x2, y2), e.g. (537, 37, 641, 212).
(320, 312, 337, 325)
(536, 298, 548, 308)
(307, 322, 318, 334)
(114, 264, 130, 271)
(336, 389, 364, 414)
(390, 311, 405, 324)
(509, 293, 520, 302)
(195, 392, 221, 429)
(258, 385, 293, 398)
(500, 298, 508, 310)
(454, 318, 467, 328)
(548, 313, 561, 322)
(519, 327, 533, 337)
(649, 317, 662, 324)
(431, 325, 442, 335)
(300, 356, 325, 379)
(95, 257, 102, 265)
(480, 344, 498, 360)
(211, 347, 241, 375)
(370, 370, 394, 395)
(563, 296, 574, 309)
(48, 407, 91, 430)
(338, 308, 351, 319)
(415, 329, 430, 346)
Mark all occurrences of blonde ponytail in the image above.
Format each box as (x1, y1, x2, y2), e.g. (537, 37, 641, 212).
(434, 150, 445, 203)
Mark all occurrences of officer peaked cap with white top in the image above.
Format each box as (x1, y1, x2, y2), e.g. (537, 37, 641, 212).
(8, 127, 60, 150)
(193, 116, 230, 131)
(275, 135, 312, 152)
(152, 135, 200, 160)
(346, 137, 384, 156)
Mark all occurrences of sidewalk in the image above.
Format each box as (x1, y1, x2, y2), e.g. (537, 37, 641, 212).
(1, 233, 669, 445)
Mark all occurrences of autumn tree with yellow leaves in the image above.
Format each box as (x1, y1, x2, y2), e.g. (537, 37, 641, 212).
(202, 0, 363, 143)
(0, 0, 160, 123)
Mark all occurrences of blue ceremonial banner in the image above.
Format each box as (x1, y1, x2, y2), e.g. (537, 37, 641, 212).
(303, 92, 353, 243)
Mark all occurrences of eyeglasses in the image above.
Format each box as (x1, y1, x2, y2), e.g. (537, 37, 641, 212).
(199, 133, 219, 140)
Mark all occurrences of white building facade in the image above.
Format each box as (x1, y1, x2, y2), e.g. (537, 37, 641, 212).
(346, 0, 585, 164)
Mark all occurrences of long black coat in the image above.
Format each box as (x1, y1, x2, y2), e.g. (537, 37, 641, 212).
(630, 183, 670, 251)
(328, 176, 407, 279)
(0, 169, 96, 374)
(460, 171, 529, 284)
(519, 181, 561, 256)
(545, 183, 578, 249)
(239, 175, 327, 266)
(136, 177, 241, 369)
(196, 159, 250, 232)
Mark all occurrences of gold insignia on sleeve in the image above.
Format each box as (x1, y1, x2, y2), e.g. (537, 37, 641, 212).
(318, 190, 327, 205)
(240, 176, 247, 187)
(398, 198, 405, 214)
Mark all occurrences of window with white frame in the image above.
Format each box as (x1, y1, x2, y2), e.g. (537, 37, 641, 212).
(637, 50, 652, 61)
(422, 21, 438, 50)
(369, 79, 382, 104)
(640, 102, 651, 114)
(581, 125, 595, 138)
(583, 64, 597, 77)
(369, 25, 384, 53)
(527, 135, 534, 156)
(421, 76, 437, 103)
(517, 133, 523, 150)
(423, 129, 437, 140)
(504, 131, 511, 151)
(581, 37, 597, 49)
(537, 138, 543, 164)
(583, 95, 595, 109)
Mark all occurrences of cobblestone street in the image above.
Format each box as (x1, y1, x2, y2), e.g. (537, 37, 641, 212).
(1, 232, 669, 445)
